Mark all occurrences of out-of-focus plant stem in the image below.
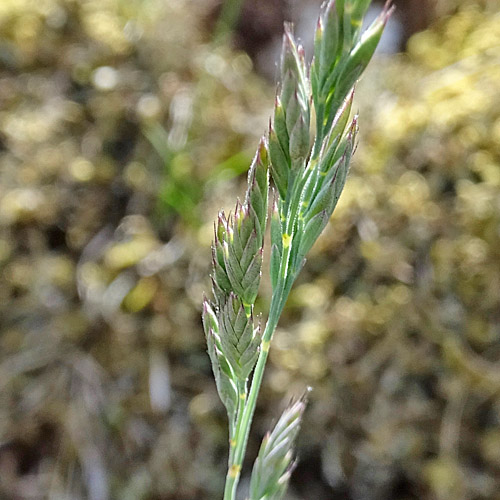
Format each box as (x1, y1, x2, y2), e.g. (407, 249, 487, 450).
(214, 0, 245, 43)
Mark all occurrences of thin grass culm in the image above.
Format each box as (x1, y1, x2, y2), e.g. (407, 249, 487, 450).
(202, 1, 393, 498)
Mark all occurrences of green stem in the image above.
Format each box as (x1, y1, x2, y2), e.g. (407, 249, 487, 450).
(312, 103, 325, 161)
(224, 379, 247, 499)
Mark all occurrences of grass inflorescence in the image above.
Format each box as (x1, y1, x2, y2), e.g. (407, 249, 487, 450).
(203, 1, 393, 498)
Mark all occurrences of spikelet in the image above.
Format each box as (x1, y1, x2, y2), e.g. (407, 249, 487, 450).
(211, 138, 269, 309)
(218, 293, 262, 381)
(312, 0, 394, 132)
(269, 24, 311, 200)
(202, 297, 239, 423)
(249, 396, 307, 500)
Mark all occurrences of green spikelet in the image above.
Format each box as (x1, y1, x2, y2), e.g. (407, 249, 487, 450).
(211, 137, 269, 309)
(218, 293, 262, 381)
(245, 138, 270, 244)
(202, 297, 239, 423)
(270, 24, 311, 203)
(249, 396, 307, 500)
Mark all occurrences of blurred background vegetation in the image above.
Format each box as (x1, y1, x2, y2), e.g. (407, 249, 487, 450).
(0, 0, 499, 499)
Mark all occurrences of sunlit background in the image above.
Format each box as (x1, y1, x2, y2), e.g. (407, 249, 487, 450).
(1, 0, 499, 499)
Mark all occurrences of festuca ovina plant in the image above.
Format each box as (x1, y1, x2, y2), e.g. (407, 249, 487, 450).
(202, 1, 393, 498)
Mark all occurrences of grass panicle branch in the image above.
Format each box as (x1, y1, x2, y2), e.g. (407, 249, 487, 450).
(203, 1, 392, 498)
